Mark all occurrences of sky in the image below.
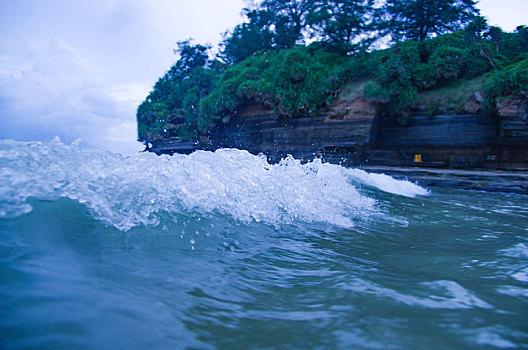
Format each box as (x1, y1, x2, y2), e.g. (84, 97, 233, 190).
(0, 0, 526, 155)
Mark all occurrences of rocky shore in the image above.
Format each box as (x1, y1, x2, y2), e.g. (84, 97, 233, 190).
(148, 93, 528, 194)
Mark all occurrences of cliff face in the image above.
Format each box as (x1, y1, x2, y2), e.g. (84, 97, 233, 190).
(213, 98, 377, 163)
(149, 93, 528, 170)
(497, 94, 528, 144)
(370, 93, 528, 169)
(151, 97, 377, 163)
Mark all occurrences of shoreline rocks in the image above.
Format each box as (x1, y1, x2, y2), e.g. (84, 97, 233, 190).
(147, 94, 527, 194)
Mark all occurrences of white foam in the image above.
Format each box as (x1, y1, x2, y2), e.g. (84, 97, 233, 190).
(0, 140, 408, 230)
(0, 139, 429, 230)
(345, 168, 429, 197)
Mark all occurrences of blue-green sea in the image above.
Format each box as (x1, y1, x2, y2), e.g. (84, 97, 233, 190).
(1, 139, 527, 349)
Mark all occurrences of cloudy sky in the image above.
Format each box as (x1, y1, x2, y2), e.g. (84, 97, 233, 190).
(0, 0, 526, 155)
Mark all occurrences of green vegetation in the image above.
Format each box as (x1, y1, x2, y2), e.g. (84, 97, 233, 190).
(137, 41, 221, 141)
(201, 47, 348, 118)
(414, 76, 489, 116)
(137, 0, 528, 143)
(383, 0, 478, 41)
(489, 59, 528, 97)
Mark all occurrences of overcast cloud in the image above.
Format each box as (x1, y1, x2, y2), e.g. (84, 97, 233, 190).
(0, 0, 245, 154)
(0, 0, 526, 155)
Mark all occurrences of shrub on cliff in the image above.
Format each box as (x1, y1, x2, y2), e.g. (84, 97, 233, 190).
(360, 32, 497, 122)
(489, 59, 528, 97)
(201, 46, 348, 119)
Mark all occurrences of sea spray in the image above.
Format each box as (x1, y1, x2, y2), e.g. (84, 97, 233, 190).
(0, 138, 427, 230)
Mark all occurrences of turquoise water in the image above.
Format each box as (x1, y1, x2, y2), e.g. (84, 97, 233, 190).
(1, 139, 527, 349)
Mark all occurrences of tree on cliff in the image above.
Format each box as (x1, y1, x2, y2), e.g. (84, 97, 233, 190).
(308, 0, 377, 54)
(219, 9, 276, 64)
(221, 0, 380, 61)
(170, 40, 211, 76)
(220, 1, 317, 64)
(382, 0, 479, 41)
(260, 0, 316, 47)
(137, 40, 218, 142)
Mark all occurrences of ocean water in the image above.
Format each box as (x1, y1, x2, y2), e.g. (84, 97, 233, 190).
(0, 138, 527, 349)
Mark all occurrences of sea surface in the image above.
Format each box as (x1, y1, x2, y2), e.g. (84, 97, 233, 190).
(1, 138, 527, 349)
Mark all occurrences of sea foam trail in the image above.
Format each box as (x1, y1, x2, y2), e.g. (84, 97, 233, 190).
(0, 139, 427, 231)
(346, 168, 429, 197)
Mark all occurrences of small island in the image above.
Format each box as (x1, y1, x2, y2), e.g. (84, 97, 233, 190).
(137, 0, 528, 192)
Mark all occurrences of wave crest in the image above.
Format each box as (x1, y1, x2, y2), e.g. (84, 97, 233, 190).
(0, 139, 427, 230)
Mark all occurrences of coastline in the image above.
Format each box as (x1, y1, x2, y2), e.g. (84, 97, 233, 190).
(147, 139, 528, 195)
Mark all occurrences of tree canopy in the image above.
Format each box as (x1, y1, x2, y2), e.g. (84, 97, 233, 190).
(137, 40, 218, 141)
(309, 0, 377, 54)
(382, 0, 479, 41)
(220, 0, 380, 63)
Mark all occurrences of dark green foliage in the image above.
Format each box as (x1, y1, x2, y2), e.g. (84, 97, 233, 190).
(260, 0, 315, 46)
(219, 10, 276, 65)
(479, 59, 528, 116)
(489, 59, 528, 97)
(308, 0, 377, 54)
(361, 42, 420, 123)
(137, 40, 220, 142)
(428, 46, 466, 81)
(382, 0, 479, 41)
(203, 46, 348, 118)
(138, 45, 348, 142)
(464, 16, 489, 40)
(361, 33, 495, 121)
(136, 101, 170, 141)
(171, 40, 211, 75)
(361, 28, 528, 121)
(220, 0, 378, 62)
(492, 26, 528, 65)
(220, 1, 318, 64)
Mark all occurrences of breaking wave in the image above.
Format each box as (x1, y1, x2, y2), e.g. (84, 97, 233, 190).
(0, 138, 427, 231)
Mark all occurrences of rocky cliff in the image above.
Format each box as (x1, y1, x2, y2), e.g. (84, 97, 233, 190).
(149, 93, 528, 170)
(497, 94, 528, 143)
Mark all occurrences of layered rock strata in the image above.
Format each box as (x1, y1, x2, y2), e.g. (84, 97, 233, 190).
(149, 95, 528, 171)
